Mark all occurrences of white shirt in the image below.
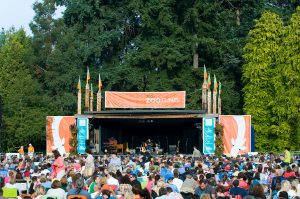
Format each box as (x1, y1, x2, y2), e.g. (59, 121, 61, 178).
(107, 176, 119, 187)
(46, 188, 66, 199)
(91, 191, 101, 199)
(85, 154, 95, 169)
(173, 178, 183, 191)
(41, 169, 50, 176)
(5, 183, 17, 188)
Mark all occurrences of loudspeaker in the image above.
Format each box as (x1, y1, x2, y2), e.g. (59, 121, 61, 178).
(169, 145, 176, 155)
(157, 149, 163, 155)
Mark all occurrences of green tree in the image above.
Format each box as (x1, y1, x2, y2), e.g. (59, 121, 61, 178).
(0, 30, 50, 151)
(274, 7, 300, 149)
(243, 11, 284, 151)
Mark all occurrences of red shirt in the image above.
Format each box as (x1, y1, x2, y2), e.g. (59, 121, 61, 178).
(283, 171, 296, 178)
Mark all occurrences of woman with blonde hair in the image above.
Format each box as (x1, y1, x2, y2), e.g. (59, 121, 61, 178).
(152, 179, 165, 198)
(277, 180, 291, 198)
(4, 177, 17, 189)
(200, 193, 211, 199)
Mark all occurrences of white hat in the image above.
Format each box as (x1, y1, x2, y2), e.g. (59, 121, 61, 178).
(29, 144, 32, 145)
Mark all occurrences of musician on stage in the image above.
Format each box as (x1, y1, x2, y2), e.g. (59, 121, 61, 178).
(145, 139, 153, 152)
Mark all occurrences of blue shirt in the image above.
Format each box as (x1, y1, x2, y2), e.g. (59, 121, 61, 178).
(67, 188, 92, 199)
(0, 169, 8, 178)
(229, 187, 248, 198)
(166, 184, 179, 193)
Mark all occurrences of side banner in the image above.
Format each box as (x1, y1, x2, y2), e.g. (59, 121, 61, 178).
(219, 115, 251, 157)
(105, 91, 186, 108)
(77, 118, 89, 154)
(46, 116, 75, 155)
(203, 118, 215, 154)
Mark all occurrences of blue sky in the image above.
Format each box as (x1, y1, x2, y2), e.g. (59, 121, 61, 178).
(0, 0, 64, 35)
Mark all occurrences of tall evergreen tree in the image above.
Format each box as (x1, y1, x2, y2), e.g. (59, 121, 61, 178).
(0, 30, 50, 151)
(275, 6, 300, 149)
(243, 11, 284, 151)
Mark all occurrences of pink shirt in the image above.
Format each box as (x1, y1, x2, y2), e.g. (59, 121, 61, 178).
(52, 157, 65, 177)
(146, 180, 154, 193)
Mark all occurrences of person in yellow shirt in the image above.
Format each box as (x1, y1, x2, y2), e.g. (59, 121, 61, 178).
(18, 146, 24, 158)
(284, 147, 291, 166)
(28, 143, 34, 158)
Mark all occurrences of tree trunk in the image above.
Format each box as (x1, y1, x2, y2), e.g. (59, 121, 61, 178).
(236, 9, 241, 26)
(193, 42, 199, 69)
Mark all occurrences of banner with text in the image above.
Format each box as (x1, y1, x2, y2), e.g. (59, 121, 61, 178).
(203, 118, 215, 155)
(77, 118, 89, 154)
(105, 91, 186, 108)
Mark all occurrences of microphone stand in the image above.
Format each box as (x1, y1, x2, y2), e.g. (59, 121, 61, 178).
(186, 138, 188, 154)
(166, 136, 168, 154)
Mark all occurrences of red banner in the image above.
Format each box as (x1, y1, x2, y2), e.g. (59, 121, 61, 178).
(219, 115, 251, 157)
(105, 91, 186, 108)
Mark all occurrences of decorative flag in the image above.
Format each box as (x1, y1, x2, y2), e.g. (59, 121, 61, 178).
(204, 65, 208, 81)
(77, 76, 81, 91)
(98, 74, 102, 90)
(87, 66, 90, 82)
(207, 73, 211, 88)
(213, 74, 218, 92)
(90, 84, 93, 97)
(219, 82, 222, 94)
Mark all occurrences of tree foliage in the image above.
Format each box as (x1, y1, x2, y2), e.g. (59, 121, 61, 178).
(243, 8, 300, 151)
(0, 30, 50, 151)
(1, 0, 298, 151)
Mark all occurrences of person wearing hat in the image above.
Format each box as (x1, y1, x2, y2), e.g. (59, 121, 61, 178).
(18, 146, 24, 158)
(28, 144, 34, 158)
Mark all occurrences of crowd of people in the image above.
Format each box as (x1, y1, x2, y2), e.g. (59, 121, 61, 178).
(0, 146, 299, 199)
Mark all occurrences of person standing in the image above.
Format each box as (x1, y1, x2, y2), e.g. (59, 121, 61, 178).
(284, 147, 291, 166)
(28, 144, 34, 158)
(192, 146, 201, 161)
(18, 146, 24, 158)
(51, 150, 65, 180)
(84, 149, 95, 178)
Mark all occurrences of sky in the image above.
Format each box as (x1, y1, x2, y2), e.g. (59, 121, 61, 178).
(0, 0, 64, 35)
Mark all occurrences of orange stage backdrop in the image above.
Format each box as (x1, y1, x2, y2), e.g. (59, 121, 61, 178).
(46, 116, 75, 155)
(219, 115, 251, 156)
(105, 91, 186, 108)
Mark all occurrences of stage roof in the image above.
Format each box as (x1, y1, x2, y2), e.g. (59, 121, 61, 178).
(76, 110, 217, 119)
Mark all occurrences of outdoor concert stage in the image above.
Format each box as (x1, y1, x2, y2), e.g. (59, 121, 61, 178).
(78, 110, 216, 154)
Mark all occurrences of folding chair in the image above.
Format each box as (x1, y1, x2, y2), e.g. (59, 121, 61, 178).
(2, 187, 18, 198)
(67, 195, 87, 199)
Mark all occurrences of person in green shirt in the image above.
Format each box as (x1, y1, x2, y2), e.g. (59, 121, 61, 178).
(284, 147, 291, 166)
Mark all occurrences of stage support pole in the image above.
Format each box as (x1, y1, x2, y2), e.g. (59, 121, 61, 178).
(202, 65, 208, 111)
(218, 82, 222, 115)
(90, 84, 93, 112)
(77, 76, 81, 114)
(207, 73, 212, 114)
(97, 74, 102, 112)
